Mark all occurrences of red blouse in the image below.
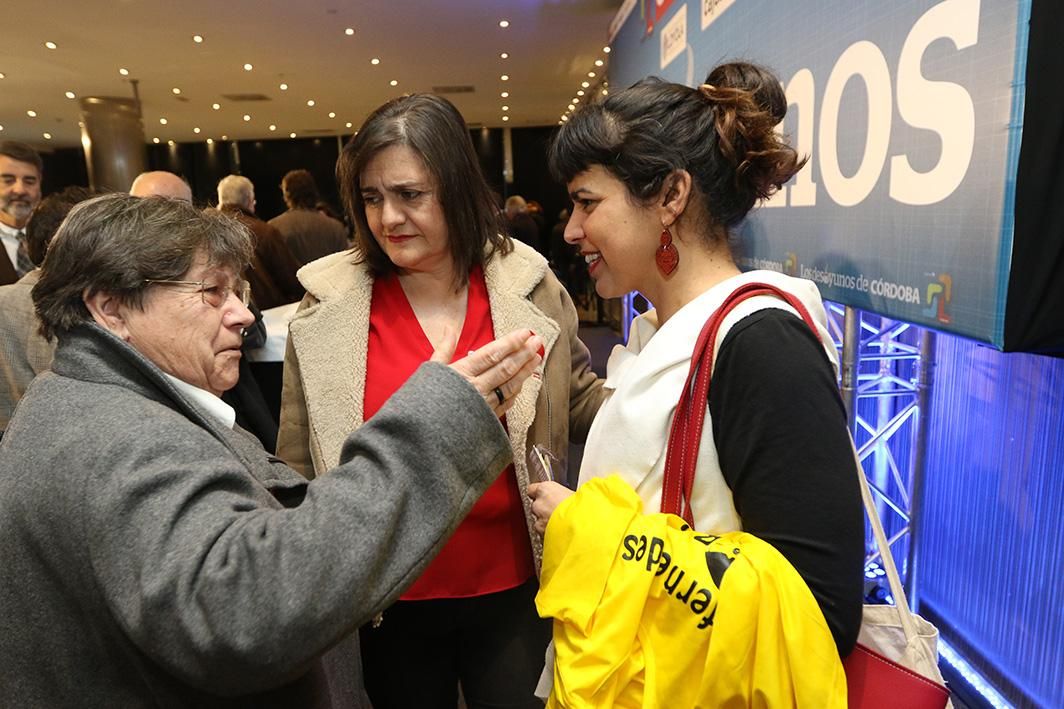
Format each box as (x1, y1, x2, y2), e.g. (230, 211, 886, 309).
(364, 266, 534, 599)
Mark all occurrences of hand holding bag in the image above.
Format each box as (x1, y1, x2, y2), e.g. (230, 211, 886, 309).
(661, 281, 950, 708)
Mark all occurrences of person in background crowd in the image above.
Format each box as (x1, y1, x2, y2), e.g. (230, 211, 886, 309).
(0, 141, 43, 285)
(0, 186, 96, 436)
(504, 194, 543, 255)
(269, 169, 349, 265)
(528, 61, 864, 658)
(130, 170, 193, 201)
(216, 174, 305, 310)
(277, 93, 605, 709)
(0, 192, 543, 707)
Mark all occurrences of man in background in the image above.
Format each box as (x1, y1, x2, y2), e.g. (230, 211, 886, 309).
(216, 174, 304, 310)
(130, 171, 192, 201)
(0, 141, 43, 286)
(0, 186, 95, 436)
(269, 169, 349, 265)
(504, 195, 543, 255)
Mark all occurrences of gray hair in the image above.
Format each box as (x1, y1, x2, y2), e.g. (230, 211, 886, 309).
(32, 193, 253, 340)
(217, 174, 254, 209)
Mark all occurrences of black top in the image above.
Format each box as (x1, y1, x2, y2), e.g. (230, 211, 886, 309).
(710, 308, 864, 655)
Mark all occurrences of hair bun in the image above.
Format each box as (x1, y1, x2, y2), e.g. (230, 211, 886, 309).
(705, 62, 786, 124)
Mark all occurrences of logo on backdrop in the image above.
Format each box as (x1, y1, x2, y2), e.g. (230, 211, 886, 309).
(923, 273, 953, 324)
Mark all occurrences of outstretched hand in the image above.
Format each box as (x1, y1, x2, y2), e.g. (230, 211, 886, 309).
(434, 328, 544, 418)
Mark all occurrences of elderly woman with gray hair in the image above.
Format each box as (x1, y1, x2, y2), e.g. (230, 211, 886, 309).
(0, 192, 543, 708)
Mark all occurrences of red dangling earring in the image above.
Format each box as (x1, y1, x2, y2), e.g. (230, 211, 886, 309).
(656, 227, 679, 276)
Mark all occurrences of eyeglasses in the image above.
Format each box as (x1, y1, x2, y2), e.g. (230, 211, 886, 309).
(143, 278, 252, 308)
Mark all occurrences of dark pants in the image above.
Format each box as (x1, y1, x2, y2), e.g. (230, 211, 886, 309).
(359, 578, 550, 709)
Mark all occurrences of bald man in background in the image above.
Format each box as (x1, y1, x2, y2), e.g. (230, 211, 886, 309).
(130, 171, 192, 201)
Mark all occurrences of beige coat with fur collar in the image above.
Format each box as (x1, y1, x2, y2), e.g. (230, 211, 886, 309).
(277, 240, 605, 566)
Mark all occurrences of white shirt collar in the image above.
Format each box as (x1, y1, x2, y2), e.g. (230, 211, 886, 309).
(0, 221, 22, 267)
(162, 373, 236, 429)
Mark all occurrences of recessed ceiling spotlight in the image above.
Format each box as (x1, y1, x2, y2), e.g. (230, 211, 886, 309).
(576, 90, 584, 96)
(502, 116, 509, 122)
(193, 127, 201, 134)
(243, 63, 253, 71)
(279, 83, 288, 90)
(269, 124, 277, 131)
(581, 81, 590, 88)
(500, 52, 509, 59)
(65, 91, 76, 99)
(602, 89, 608, 95)
(159, 118, 168, 125)
(573, 97, 580, 104)
(306, 99, 315, 107)
(0, 125, 4, 131)
(43, 132, 52, 140)
(243, 114, 251, 122)
(221, 134, 228, 140)
(567, 104, 575, 111)
(193, 35, 204, 43)
(0, 73, 5, 79)
(562, 115, 569, 122)
(119, 68, 129, 76)
(390, 79, 398, 86)
(168, 140, 175, 147)
(328, 111, 336, 118)
(172, 87, 181, 95)
(212, 103, 221, 110)
(595, 59, 604, 67)
(502, 105, 509, 111)
(500, 74, 509, 81)
(588, 71, 596, 78)
(345, 28, 355, 35)
(499, 20, 510, 28)
(500, 91, 509, 98)
(371, 58, 380, 65)
(206, 138, 214, 145)
(603, 46, 611, 53)
(153, 137, 160, 144)
(27, 110, 37, 118)
(289, 132, 297, 138)
(346, 122, 353, 128)
(44, 41, 57, 50)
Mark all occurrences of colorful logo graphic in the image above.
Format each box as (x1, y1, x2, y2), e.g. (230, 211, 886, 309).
(923, 273, 952, 324)
(784, 252, 798, 276)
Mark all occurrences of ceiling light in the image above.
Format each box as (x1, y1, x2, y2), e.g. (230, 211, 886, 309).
(328, 111, 336, 118)
(502, 116, 509, 122)
(576, 90, 584, 96)
(193, 127, 201, 134)
(345, 28, 355, 35)
(603, 46, 611, 53)
(500, 74, 509, 81)
(573, 97, 580, 104)
(193, 35, 204, 43)
(371, 58, 380, 65)
(581, 81, 590, 88)
(243, 114, 251, 122)
(269, 124, 277, 131)
(595, 59, 604, 67)
(26, 110, 37, 118)
(221, 135, 228, 140)
(206, 138, 214, 145)
(243, 63, 253, 71)
(588, 71, 596, 78)
(500, 91, 509, 98)
(212, 103, 221, 110)
(346, 122, 353, 128)
(168, 140, 175, 146)
(153, 137, 160, 144)
(43, 132, 52, 140)
(567, 104, 575, 111)
(289, 132, 297, 138)
(119, 68, 129, 76)
(0, 125, 4, 131)
(390, 79, 398, 86)
(502, 105, 509, 111)
(306, 99, 315, 107)
(500, 52, 509, 59)
(65, 91, 76, 99)
(0, 73, 5, 79)
(159, 118, 168, 125)
(562, 115, 569, 121)
(44, 41, 57, 50)
(172, 87, 181, 95)
(602, 89, 608, 95)
(499, 20, 510, 28)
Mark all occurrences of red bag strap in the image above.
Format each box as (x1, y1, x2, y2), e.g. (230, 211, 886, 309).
(660, 282, 821, 527)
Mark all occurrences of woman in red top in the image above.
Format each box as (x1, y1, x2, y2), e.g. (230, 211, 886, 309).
(277, 94, 606, 708)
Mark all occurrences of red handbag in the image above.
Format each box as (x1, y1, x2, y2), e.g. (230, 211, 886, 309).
(660, 281, 950, 708)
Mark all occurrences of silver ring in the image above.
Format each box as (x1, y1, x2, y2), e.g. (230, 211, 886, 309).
(493, 387, 505, 406)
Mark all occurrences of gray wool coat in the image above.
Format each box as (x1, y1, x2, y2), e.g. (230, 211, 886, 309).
(0, 323, 512, 708)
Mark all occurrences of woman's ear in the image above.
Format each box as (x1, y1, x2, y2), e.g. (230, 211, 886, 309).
(660, 169, 693, 227)
(83, 290, 131, 340)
